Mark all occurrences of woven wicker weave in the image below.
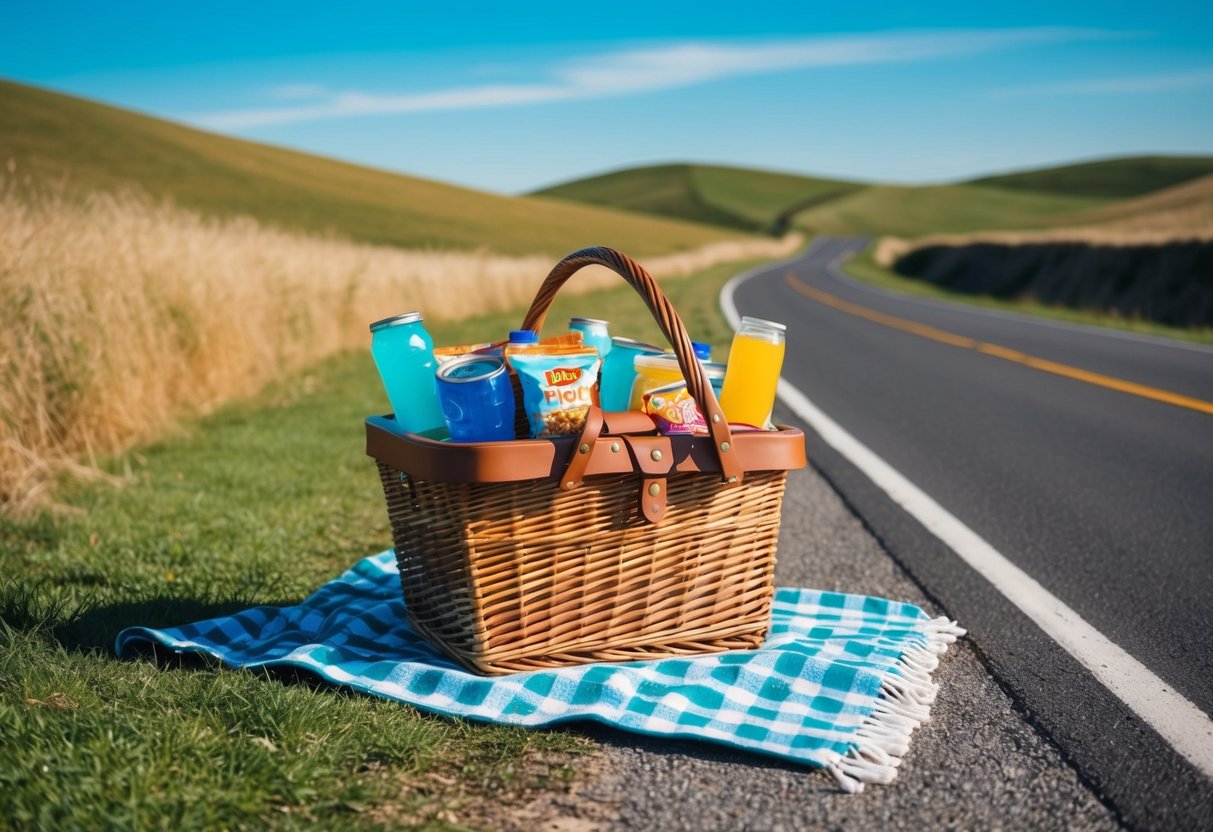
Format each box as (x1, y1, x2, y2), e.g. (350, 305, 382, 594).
(368, 247, 805, 674)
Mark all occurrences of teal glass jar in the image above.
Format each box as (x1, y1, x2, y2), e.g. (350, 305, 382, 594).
(369, 312, 445, 434)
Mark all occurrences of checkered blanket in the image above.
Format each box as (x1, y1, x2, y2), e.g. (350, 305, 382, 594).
(116, 550, 962, 792)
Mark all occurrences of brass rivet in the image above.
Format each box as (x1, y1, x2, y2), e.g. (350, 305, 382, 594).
(565, 481, 574, 489)
(712, 414, 721, 423)
(610, 442, 621, 453)
(648, 483, 661, 497)
(728, 476, 738, 483)
(720, 441, 731, 452)
(652, 505, 661, 512)
(650, 449, 663, 461)
(579, 443, 590, 454)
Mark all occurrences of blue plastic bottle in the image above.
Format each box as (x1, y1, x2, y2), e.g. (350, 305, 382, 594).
(369, 312, 445, 434)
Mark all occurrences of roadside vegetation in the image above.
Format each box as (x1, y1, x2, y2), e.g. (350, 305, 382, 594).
(857, 175, 1213, 338)
(0, 257, 757, 830)
(0, 179, 795, 515)
(841, 245, 1213, 346)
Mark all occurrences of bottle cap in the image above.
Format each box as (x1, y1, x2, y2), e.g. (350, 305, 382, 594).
(633, 354, 725, 380)
(634, 353, 681, 370)
(610, 336, 664, 353)
(740, 316, 787, 332)
(369, 311, 422, 332)
(691, 341, 711, 360)
(508, 330, 539, 343)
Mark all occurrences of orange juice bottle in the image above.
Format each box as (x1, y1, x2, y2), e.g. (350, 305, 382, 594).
(719, 316, 786, 427)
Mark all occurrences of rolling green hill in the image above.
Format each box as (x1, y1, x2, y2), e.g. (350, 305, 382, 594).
(792, 183, 1107, 238)
(969, 155, 1213, 199)
(532, 163, 860, 234)
(0, 79, 740, 256)
(539, 155, 1213, 240)
(535, 161, 1120, 238)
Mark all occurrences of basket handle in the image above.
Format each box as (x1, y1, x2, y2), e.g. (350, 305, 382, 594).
(520, 246, 744, 485)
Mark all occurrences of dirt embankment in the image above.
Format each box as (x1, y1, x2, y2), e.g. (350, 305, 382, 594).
(892, 240, 1213, 328)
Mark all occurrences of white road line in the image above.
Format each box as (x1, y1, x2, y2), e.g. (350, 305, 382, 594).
(721, 255, 1213, 780)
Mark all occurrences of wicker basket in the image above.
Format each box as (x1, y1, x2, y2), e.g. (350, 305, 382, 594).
(366, 246, 806, 674)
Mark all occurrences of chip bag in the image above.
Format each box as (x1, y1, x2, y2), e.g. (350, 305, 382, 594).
(510, 349, 601, 438)
(434, 343, 494, 365)
(642, 381, 709, 436)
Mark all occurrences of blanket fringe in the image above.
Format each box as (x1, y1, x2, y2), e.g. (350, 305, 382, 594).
(829, 616, 965, 793)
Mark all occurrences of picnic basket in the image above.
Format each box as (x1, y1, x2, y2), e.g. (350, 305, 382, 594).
(366, 246, 806, 674)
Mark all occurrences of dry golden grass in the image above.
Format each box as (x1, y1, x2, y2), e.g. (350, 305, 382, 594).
(0, 185, 799, 514)
(874, 174, 1213, 266)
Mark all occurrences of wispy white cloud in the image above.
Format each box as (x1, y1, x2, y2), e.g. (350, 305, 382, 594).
(995, 68, 1213, 96)
(268, 83, 330, 101)
(195, 28, 1123, 130)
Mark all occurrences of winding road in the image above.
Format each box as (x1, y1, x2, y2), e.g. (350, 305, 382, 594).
(726, 237, 1213, 829)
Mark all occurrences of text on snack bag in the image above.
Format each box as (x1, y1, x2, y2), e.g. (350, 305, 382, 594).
(545, 385, 592, 405)
(544, 367, 583, 386)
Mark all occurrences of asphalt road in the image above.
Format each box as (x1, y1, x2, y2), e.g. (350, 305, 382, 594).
(726, 238, 1213, 829)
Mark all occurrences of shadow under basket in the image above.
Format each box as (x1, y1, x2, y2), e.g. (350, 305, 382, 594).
(365, 246, 806, 674)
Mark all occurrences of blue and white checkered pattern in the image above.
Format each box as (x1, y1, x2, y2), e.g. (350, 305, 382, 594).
(116, 551, 958, 782)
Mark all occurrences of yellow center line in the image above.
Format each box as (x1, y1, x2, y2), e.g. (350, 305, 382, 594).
(784, 272, 1213, 417)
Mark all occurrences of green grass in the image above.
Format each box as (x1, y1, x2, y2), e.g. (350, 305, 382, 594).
(842, 246, 1213, 346)
(969, 155, 1213, 199)
(533, 163, 859, 235)
(0, 79, 740, 257)
(793, 183, 1108, 237)
(0, 258, 756, 830)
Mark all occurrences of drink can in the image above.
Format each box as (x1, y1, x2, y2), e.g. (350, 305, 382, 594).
(569, 317, 612, 358)
(435, 355, 516, 442)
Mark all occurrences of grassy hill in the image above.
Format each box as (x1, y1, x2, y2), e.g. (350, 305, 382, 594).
(792, 183, 1106, 238)
(536, 162, 1116, 238)
(539, 155, 1213, 240)
(0, 79, 740, 256)
(532, 163, 860, 234)
(1068, 173, 1213, 236)
(969, 155, 1213, 199)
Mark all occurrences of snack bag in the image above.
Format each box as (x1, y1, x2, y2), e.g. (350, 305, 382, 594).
(511, 349, 601, 438)
(434, 343, 494, 365)
(503, 342, 590, 365)
(642, 381, 769, 436)
(642, 382, 709, 436)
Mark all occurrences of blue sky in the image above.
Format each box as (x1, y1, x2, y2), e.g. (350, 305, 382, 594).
(3, 1, 1212, 193)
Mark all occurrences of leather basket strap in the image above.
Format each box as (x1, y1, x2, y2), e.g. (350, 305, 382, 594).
(519, 247, 744, 486)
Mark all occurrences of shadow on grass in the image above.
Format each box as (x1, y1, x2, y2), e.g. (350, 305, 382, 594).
(0, 579, 295, 655)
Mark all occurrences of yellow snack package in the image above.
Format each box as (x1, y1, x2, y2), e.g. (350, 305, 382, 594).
(642, 382, 709, 436)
